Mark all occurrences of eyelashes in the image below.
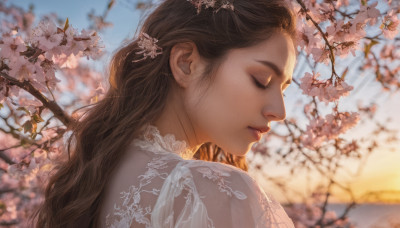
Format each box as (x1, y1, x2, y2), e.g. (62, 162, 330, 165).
(251, 75, 287, 97)
(251, 76, 270, 89)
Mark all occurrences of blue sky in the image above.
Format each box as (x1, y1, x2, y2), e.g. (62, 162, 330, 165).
(12, 0, 142, 51)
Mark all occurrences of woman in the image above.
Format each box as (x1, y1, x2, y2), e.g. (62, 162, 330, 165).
(34, 0, 297, 227)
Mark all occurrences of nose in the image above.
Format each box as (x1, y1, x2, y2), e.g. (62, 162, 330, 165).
(262, 91, 286, 122)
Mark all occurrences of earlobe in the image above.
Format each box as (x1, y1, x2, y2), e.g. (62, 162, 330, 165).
(169, 42, 198, 88)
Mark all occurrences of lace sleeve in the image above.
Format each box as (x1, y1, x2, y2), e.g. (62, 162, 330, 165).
(150, 160, 294, 228)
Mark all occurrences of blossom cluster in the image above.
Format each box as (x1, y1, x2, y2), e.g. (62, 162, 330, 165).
(187, 0, 234, 14)
(0, 19, 103, 102)
(301, 112, 360, 149)
(133, 32, 163, 62)
(296, 1, 399, 63)
(299, 72, 354, 104)
(0, 4, 105, 224)
(361, 40, 400, 91)
(381, 10, 400, 39)
(0, 130, 65, 226)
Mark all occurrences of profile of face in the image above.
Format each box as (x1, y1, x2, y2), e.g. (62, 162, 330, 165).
(168, 32, 296, 156)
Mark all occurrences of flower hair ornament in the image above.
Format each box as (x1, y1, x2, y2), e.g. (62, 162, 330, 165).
(133, 32, 163, 63)
(133, 1, 234, 63)
(188, 0, 235, 14)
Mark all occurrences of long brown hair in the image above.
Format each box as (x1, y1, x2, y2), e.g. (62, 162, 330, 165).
(33, 0, 296, 227)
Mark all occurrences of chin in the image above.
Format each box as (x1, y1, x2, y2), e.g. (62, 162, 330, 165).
(225, 144, 251, 157)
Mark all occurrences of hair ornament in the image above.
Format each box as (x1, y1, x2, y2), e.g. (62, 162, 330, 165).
(133, 32, 163, 62)
(217, 1, 235, 12)
(188, 0, 234, 14)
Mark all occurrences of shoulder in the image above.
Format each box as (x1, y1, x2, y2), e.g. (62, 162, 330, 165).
(177, 159, 295, 227)
(175, 159, 265, 203)
(183, 159, 259, 190)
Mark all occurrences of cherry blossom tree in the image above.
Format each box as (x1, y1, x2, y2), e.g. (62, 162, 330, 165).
(0, 0, 399, 227)
(247, 0, 400, 226)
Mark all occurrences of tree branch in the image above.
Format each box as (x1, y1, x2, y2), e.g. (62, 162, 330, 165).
(0, 71, 75, 127)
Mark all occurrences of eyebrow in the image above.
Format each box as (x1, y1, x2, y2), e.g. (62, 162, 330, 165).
(255, 60, 292, 84)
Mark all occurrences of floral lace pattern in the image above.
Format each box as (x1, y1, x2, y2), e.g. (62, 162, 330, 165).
(104, 124, 295, 228)
(105, 155, 171, 228)
(135, 124, 196, 160)
(196, 167, 247, 200)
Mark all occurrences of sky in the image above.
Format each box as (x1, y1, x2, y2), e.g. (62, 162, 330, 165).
(7, 0, 400, 203)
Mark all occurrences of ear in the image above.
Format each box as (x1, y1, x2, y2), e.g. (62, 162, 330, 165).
(169, 42, 202, 88)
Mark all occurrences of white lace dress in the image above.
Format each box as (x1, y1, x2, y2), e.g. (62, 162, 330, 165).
(100, 124, 294, 228)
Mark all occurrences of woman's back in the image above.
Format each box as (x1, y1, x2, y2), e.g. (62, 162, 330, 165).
(100, 125, 294, 228)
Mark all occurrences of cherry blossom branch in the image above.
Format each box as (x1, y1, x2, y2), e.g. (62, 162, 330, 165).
(283, 120, 350, 191)
(295, 0, 338, 77)
(0, 72, 74, 127)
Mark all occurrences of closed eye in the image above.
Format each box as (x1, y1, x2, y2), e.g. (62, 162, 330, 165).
(252, 76, 269, 90)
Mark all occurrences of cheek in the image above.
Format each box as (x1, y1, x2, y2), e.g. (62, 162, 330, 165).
(188, 69, 260, 141)
(219, 69, 261, 121)
(206, 72, 251, 126)
(201, 80, 256, 155)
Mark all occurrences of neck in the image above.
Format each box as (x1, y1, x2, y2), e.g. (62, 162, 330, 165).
(151, 87, 204, 154)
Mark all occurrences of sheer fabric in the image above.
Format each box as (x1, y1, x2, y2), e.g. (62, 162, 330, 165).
(100, 124, 294, 228)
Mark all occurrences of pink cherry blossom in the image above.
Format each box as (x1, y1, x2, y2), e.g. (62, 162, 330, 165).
(75, 29, 104, 60)
(300, 72, 354, 104)
(327, 20, 365, 43)
(0, 35, 26, 60)
(381, 10, 400, 39)
(336, 40, 360, 58)
(297, 21, 321, 52)
(29, 20, 63, 52)
(133, 32, 163, 62)
(7, 56, 35, 82)
(354, 2, 380, 26)
(301, 112, 360, 149)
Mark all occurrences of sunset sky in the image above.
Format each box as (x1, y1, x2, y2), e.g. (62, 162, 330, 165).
(11, 0, 400, 204)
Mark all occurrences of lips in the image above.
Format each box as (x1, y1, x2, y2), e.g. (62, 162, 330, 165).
(248, 126, 270, 141)
(248, 126, 270, 134)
